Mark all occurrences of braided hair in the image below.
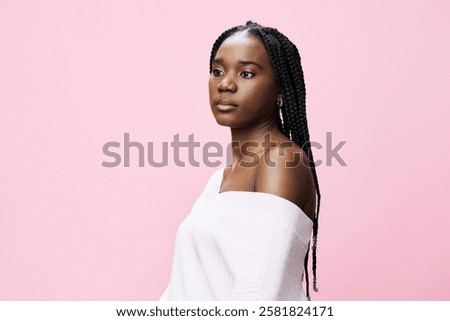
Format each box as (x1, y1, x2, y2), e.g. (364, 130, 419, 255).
(209, 21, 322, 300)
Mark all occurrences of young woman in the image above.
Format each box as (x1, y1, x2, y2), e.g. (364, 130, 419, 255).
(160, 21, 321, 301)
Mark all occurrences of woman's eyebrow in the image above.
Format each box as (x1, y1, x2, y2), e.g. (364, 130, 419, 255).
(238, 60, 263, 70)
(212, 58, 264, 70)
(212, 58, 223, 65)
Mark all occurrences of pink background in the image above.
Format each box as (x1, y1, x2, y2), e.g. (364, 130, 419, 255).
(1, 0, 449, 300)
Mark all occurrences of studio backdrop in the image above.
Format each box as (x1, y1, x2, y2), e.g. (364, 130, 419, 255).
(0, 0, 449, 300)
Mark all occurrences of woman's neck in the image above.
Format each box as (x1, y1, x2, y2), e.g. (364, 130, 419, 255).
(228, 119, 287, 169)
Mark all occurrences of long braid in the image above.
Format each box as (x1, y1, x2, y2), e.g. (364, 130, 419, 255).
(303, 245, 311, 300)
(256, 25, 322, 294)
(209, 21, 322, 298)
(264, 28, 322, 292)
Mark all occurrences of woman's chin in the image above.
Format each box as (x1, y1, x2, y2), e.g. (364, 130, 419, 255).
(212, 114, 232, 127)
(214, 118, 240, 128)
(215, 120, 232, 127)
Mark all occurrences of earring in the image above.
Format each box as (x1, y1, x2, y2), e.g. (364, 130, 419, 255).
(277, 97, 283, 108)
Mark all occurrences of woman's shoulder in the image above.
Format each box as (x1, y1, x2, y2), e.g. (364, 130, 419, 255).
(254, 141, 316, 221)
(202, 165, 227, 191)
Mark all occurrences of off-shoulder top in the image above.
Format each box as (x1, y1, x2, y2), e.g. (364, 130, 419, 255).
(159, 166, 313, 300)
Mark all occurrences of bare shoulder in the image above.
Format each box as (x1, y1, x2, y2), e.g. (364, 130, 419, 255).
(254, 142, 316, 221)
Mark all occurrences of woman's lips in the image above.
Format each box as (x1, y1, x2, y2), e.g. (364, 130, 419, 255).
(216, 103, 238, 111)
(215, 100, 238, 111)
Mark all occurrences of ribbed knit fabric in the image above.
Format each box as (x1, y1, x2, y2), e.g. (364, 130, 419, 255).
(159, 166, 313, 301)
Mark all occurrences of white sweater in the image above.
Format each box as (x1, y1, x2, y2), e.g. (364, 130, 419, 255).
(159, 166, 313, 300)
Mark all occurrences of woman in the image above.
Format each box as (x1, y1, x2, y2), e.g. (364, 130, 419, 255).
(160, 21, 321, 301)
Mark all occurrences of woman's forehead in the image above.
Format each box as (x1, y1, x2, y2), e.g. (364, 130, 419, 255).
(216, 31, 269, 63)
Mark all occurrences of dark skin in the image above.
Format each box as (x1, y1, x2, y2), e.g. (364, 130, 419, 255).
(208, 31, 316, 221)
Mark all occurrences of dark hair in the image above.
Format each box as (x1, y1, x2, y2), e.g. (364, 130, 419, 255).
(209, 21, 322, 300)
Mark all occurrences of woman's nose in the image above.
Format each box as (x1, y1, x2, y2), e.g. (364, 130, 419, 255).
(217, 75, 237, 93)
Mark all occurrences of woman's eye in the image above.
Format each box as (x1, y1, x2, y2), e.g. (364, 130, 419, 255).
(212, 69, 223, 77)
(241, 71, 255, 79)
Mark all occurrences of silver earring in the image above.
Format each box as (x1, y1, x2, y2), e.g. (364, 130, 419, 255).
(277, 97, 283, 108)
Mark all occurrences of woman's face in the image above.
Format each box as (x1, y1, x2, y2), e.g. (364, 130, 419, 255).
(209, 31, 280, 129)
